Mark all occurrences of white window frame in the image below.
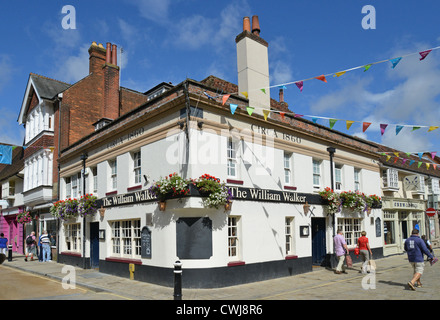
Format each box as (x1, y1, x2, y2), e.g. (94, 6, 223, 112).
(335, 164, 343, 191)
(313, 159, 322, 189)
(227, 138, 237, 178)
(228, 216, 241, 261)
(284, 152, 292, 185)
(133, 151, 141, 185)
(110, 219, 141, 259)
(383, 168, 398, 189)
(64, 223, 81, 253)
(354, 168, 361, 192)
(110, 159, 117, 190)
(285, 217, 295, 256)
(337, 218, 362, 247)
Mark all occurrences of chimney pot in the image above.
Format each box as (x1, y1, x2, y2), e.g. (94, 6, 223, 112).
(111, 44, 117, 65)
(106, 43, 112, 64)
(243, 17, 251, 32)
(252, 15, 260, 36)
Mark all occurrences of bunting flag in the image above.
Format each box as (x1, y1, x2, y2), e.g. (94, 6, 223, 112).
(412, 126, 421, 131)
(280, 112, 285, 120)
(263, 109, 270, 121)
(428, 126, 439, 132)
(295, 81, 303, 92)
(315, 75, 327, 83)
(432, 152, 437, 159)
(419, 49, 432, 61)
(241, 91, 248, 99)
(329, 119, 337, 129)
(334, 71, 346, 77)
(229, 104, 238, 115)
(390, 57, 402, 69)
(346, 120, 354, 130)
(418, 152, 423, 160)
(0, 145, 12, 165)
(363, 64, 372, 72)
(380, 124, 388, 136)
(363, 122, 371, 132)
(246, 107, 254, 116)
(260, 88, 266, 94)
(312, 117, 318, 124)
(396, 125, 404, 135)
(222, 94, 230, 105)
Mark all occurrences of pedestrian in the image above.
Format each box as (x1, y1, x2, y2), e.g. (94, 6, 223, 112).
(37, 233, 43, 262)
(334, 229, 349, 274)
(404, 229, 435, 291)
(39, 230, 51, 262)
(357, 231, 373, 274)
(0, 233, 8, 255)
(24, 231, 37, 262)
(421, 235, 433, 259)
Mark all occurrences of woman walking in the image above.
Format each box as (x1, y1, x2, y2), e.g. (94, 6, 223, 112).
(357, 231, 373, 274)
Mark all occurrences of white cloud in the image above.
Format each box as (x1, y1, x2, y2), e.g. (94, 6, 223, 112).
(52, 44, 90, 83)
(128, 0, 171, 24)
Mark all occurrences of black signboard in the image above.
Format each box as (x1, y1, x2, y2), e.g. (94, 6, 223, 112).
(375, 217, 381, 238)
(141, 227, 152, 259)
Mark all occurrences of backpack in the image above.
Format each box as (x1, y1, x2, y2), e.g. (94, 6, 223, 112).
(26, 235, 34, 245)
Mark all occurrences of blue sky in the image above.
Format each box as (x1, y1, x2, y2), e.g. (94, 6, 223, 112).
(1, 0, 440, 157)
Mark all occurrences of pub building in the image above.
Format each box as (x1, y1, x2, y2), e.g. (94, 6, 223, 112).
(55, 16, 383, 288)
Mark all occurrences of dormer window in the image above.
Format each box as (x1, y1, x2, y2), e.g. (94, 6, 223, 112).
(93, 118, 112, 131)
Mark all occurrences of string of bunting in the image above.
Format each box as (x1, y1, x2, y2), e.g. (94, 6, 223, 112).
(379, 151, 440, 171)
(218, 45, 440, 134)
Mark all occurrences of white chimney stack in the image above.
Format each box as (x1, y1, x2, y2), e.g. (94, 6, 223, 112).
(236, 16, 270, 116)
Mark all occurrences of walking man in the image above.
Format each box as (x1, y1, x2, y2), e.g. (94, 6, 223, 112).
(334, 229, 349, 274)
(404, 229, 434, 290)
(40, 230, 51, 262)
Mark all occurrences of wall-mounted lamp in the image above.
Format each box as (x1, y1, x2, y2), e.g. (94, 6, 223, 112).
(98, 206, 106, 218)
(197, 121, 204, 129)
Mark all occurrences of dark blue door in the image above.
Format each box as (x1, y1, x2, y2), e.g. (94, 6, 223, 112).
(90, 222, 99, 269)
(312, 218, 326, 265)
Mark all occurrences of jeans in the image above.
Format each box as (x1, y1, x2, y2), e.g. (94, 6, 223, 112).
(360, 250, 370, 273)
(42, 244, 51, 262)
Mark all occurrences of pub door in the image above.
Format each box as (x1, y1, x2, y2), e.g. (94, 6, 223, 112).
(312, 218, 327, 265)
(90, 222, 99, 269)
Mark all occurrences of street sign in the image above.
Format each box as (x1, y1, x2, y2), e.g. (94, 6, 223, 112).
(426, 207, 437, 217)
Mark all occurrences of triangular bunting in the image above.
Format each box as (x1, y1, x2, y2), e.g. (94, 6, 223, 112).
(229, 104, 238, 115)
(260, 88, 266, 94)
(386, 155, 391, 162)
(363, 64, 372, 72)
(393, 152, 399, 158)
(312, 117, 318, 124)
(241, 91, 248, 99)
(418, 162, 422, 168)
(280, 112, 285, 120)
(329, 119, 337, 129)
(428, 126, 439, 132)
(346, 120, 355, 130)
(402, 158, 408, 165)
(431, 152, 437, 160)
(393, 157, 399, 164)
(426, 163, 430, 170)
(0, 145, 12, 165)
(389, 57, 402, 69)
(315, 75, 327, 83)
(246, 107, 254, 116)
(263, 109, 270, 121)
(412, 126, 421, 131)
(363, 122, 372, 132)
(409, 160, 415, 166)
(380, 124, 388, 136)
(222, 94, 230, 105)
(419, 49, 432, 61)
(295, 81, 303, 92)
(334, 71, 346, 77)
(396, 125, 404, 135)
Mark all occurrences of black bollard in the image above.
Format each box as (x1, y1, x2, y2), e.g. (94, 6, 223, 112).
(173, 260, 182, 300)
(7, 245, 12, 262)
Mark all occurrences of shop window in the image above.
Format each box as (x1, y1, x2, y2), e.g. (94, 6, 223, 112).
(384, 220, 396, 245)
(337, 218, 361, 247)
(64, 223, 81, 253)
(110, 219, 141, 259)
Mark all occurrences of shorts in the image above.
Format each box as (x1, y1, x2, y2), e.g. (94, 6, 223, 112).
(410, 262, 425, 274)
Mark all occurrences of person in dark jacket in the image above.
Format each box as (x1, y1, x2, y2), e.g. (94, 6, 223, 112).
(404, 229, 434, 290)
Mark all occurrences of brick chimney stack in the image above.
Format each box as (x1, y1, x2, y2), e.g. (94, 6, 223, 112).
(88, 42, 106, 75)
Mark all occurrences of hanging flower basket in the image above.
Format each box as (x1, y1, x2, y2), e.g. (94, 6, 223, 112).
(149, 173, 233, 210)
(50, 194, 99, 220)
(16, 211, 32, 224)
(319, 188, 382, 214)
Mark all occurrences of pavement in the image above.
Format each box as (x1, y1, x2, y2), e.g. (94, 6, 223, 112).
(1, 249, 439, 300)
